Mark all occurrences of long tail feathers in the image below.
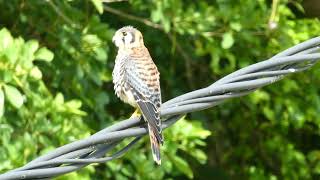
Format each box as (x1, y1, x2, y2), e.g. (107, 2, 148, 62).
(148, 125, 161, 165)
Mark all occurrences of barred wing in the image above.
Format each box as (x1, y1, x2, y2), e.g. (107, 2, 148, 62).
(124, 49, 162, 142)
(124, 48, 162, 164)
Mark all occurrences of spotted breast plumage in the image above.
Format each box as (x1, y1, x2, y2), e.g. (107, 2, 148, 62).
(112, 26, 162, 164)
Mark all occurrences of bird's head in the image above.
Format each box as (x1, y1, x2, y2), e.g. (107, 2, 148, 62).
(112, 26, 144, 49)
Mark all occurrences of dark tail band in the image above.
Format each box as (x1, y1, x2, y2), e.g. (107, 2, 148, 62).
(148, 125, 161, 165)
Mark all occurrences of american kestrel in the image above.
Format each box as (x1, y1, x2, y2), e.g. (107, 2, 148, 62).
(112, 26, 162, 164)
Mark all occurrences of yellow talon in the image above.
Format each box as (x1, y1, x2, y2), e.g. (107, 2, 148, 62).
(130, 108, 141, 119)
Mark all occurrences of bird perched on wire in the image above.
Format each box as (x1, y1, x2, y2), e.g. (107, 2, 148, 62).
(112, 26, 162, 164)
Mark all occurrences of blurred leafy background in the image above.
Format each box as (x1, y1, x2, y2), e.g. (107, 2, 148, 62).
(0, 0, 319, 179)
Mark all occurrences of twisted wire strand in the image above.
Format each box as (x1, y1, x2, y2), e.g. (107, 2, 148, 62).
(0, 37, 320, 179)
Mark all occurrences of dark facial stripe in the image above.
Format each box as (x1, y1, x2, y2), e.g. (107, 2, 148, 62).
(130, 32, 135, 43)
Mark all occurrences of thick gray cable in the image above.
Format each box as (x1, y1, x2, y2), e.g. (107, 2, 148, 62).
(0, 37, 319, 179)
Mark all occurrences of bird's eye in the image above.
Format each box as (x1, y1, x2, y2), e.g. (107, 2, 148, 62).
(122, 32, 127, 36)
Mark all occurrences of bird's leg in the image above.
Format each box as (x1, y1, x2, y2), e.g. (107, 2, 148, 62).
(130, 108, 141, 119)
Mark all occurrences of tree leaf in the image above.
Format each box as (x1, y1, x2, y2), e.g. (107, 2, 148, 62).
(30, 66, 43, 79)
(0, 88, 5, 117)
(34, 47, 54, 62)
(91, 0, 103, 14)
(25, 40, 39, 55)
(230, 22, 242, 31)
(0, 28, 13, 51)
(221, 32, 234, 49)
(172, 156, 193, 179)
(4, 85, 23, 108)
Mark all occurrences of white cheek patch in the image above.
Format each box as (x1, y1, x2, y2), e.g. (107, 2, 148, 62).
(113, 35, 122, 47)
(125, 34, 133, 44)
(115, 39, 121, 47)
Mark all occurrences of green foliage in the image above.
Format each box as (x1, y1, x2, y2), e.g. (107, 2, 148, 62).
(0, 27, 89, 174)
(0, 0, 319, 179)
